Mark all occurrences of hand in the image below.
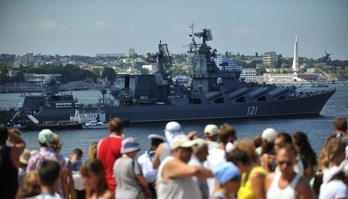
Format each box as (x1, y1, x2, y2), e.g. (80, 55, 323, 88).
(144, 188, 152, 197)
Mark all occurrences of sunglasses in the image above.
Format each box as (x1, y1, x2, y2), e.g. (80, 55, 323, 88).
(277, 161, 293, 166)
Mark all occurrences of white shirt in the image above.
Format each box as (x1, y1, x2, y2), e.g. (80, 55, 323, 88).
(204, 147, 226, 195)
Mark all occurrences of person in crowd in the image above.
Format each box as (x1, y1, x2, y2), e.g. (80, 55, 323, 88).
(50, 133, 75, 199)
(188, 138, 210, 199)
(31, 160, 63, 199)
(292, 131, 317, 179)
(211, 162, 241, 199)
(79, 159, 114, 199)
(0, 124, 26, 199)
(261, 128, 277, 172)
(206, 123, 237, 195)
(333, 117, 347, 139)
(253, 134, 262, 156)
(114, 137, 151, 199)
(88, 141, 98, 160)
(156, 135, 212, 199)
(318, 138, 346, 185)
(26, 129, 68, 198)
(70, 148, 83, 171)
(137, 134, 165, 198)
(319, 165, 348, 199)
(203, 124, 219, 150)
(18, 149, 31, 187)
(97, 117, 124, 191)
(265, 143, 314, 199)
(274, 132, 304, 176)
(153, 121, 184, 169)
(15, 170, 41, 199)
(227, 139, 267, 199)
(70, 148, 85, 199)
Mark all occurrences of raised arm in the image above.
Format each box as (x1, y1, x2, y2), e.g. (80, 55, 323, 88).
(153, 143, 164, 169)
(163, 159, 212, 180)
(8, 130, 26, 168)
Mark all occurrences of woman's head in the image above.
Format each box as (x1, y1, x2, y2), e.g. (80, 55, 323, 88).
(319, 137, 346, 168)
(88, 141, 98, 159)
(234, 139, 260, 164)
(80, 159, 108, 195)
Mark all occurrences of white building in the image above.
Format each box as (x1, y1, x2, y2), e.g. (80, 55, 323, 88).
(240, 68, 258, 82)
(24, 73, 62, 85)
(263, 52, 277, 67)
(214, 53, 241, 71)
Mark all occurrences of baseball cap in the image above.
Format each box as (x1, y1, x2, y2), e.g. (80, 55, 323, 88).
(213, 162, 241, 185)
(38, 129, 54, 145)
(204, 124, 219, 136)
(170, 135, 195, 150)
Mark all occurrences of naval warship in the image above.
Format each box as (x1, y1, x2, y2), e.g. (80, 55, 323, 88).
(2, 27, 336, 128)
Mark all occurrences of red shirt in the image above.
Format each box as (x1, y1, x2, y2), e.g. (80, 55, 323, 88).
(98, 134, 123, 191)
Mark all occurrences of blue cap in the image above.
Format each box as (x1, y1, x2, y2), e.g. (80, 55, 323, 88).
(213, 162, 240, 185)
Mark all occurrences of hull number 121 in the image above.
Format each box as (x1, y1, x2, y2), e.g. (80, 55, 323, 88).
(247, 106, 258, 115)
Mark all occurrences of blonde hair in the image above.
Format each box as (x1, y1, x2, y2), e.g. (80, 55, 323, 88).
(319, 137, 345, 168)
(88, 141, 98, 159)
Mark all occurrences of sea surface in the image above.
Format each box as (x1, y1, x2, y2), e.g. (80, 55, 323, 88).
(0, 84, 347, 160)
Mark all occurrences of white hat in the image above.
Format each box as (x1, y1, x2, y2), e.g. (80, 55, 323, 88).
(121, 137, 141, 154)
(204, 124, 219, 136)
(262, 128, 277, 143)
(38, 129, 54, 145)
(147, 134, 166, 141)
(164, 121, 183, 134)
(170, 135, 195, 150)
(19, 149, 31, 164)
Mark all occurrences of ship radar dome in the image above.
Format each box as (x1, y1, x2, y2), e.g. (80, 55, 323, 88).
(44, 75, 56, 86)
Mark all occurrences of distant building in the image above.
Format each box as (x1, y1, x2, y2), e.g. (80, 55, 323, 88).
(96, 53, 125, 58)
(214, 53, 241, 71)
(142, 64, 157, 74)
(240, 68, 257, 82)
(263, 52, 277, 67)
(24, 73, 62, 85)
(129, 48, 136, 57)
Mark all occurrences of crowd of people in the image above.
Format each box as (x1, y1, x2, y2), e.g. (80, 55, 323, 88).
(0, 117, 347, 199)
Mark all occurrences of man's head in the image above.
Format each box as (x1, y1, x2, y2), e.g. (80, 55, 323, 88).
(38, 160, 61, 190)
(334, 118, 347, 134)
(50, 133, 62, 152)
(0, 124, 8, 145)
(109, 117, 124, 135)
(71, 148, 83, 161)
(170, 135, 195, 163)
(192, 138, 209, 162)
(274, 132, 292, 152)
(204, 124, 219, 141)
(275, 143, 298, 174)
(219, 123, 237, 145)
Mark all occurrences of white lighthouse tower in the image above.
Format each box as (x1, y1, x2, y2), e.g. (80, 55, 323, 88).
(291, 36, 299, 72)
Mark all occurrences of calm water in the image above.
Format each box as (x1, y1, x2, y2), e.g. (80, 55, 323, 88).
(0, 84, 347, 159)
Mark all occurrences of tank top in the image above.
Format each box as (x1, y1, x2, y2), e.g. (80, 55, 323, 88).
(156, 156, 202, 199)
(0, 146, 18, 199)
(237, 166, 267, 199)
(266, 171, 301, 199)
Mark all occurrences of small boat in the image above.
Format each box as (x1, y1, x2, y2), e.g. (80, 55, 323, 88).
(82, 121, 108, 129)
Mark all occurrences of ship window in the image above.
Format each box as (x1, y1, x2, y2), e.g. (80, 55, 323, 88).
(236, 97, 246, 103)
(215, 97, 224, 104)
(257, 96, 266, 102)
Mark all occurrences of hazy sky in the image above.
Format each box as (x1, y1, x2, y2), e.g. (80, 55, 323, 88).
(1, 0, 347, 60)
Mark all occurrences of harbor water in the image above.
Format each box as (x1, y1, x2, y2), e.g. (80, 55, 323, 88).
(0, 84, 347, 160)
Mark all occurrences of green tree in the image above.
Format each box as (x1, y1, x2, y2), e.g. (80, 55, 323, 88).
(101, 67, 116, 81)
(256, 66, 267, 75)
(13, 72, 25, 82)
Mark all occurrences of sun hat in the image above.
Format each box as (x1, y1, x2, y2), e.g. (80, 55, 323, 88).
(204, 124, 219, 136)
(147, 134, 166, 142)
(38, 129, 54, 145)
(121, 137, 141, 154)
(262, 128, 277, 143)
(19, 149, 31, 164)
(170, 135, 195, 150)
(213, 162, 241, 185)
(164, 121, 184, 134)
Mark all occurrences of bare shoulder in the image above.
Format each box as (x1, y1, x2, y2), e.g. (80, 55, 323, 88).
(295, 177, 314, 199)
(102, 190, 114, 199)
(264, 172, 276, 190)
